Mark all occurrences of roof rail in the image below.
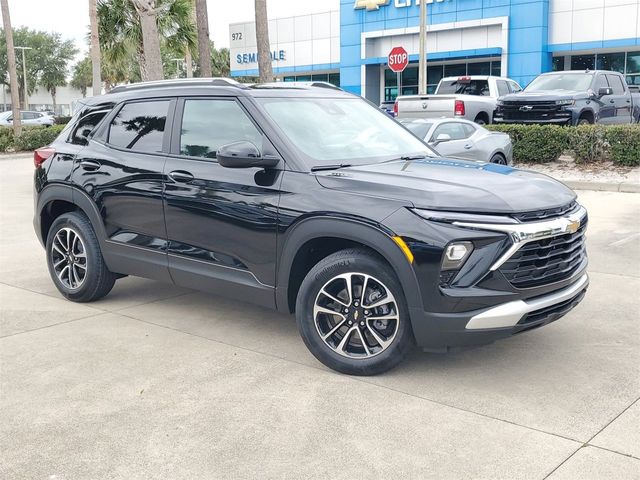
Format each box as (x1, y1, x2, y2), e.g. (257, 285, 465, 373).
(108, 77, 248, 93)
(252, 81, 342, 91)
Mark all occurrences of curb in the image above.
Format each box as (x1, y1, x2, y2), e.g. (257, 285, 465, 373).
(564, 180, 640, 193)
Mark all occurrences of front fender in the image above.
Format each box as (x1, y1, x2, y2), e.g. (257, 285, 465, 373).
(275, 215, 427, 337)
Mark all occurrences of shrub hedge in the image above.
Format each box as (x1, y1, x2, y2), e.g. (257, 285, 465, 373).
(486, 123, 640, 166)
(0, 124, 66, 153)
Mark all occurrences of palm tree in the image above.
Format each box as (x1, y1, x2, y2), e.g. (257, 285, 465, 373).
(194, 0, 211, 77)
(254, 0, 273, 83)
(98, 0, 196, 83)
(1, 0, 22, 134)
(71, 57, 92, 97)
(129, 0, 163, 81)
(89, 0, 102, 95)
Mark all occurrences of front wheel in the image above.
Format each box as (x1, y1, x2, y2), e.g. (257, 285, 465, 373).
(296, 248, 414, 375)
(46, 211, 117, 302)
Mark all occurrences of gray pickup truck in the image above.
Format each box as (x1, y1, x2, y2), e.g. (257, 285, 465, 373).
(494, 70, 640, 125)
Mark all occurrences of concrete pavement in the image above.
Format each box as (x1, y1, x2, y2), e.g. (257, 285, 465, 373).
(1, 155, 638, 479)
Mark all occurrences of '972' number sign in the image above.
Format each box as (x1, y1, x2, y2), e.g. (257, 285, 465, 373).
(231, 32, 243, 41)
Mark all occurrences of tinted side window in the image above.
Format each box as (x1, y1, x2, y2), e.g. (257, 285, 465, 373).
(508, 81, 522, 93)
(606, 74, 625, 94)
(69, 108, 113, 145)
(437, 80, 490, 96)
(595, 74, 609, 91)
(496, 80, 510, 96)
(108, 100, 170, 153)
(179, 99, 262, 159)
(431, 122, 468, 141)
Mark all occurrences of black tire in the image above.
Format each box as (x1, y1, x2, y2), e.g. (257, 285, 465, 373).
(46, 211, 116, 302)
(474, 115, 488, 125)
(577, 117, 593, 125)
(490, 153, 507, 165)
(295, 248, 414, 375)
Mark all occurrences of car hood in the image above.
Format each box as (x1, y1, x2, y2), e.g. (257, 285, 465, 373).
(500, 91, 587, 102)
(314, 158, 575, 213)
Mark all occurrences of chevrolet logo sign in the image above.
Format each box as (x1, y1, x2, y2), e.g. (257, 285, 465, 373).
(354, 0, 390, 11)
(566, 219, 581, 234)
(519, 105, 534, 112)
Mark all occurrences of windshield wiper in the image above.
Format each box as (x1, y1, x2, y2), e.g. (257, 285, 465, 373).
(310, 163, 353, 172)
(400, 154, 429, 161)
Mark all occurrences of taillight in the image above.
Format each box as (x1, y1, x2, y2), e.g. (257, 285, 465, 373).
(34, 147, 55, 168)
(393, 100, 398, 117)
(454, 100, 465, 116)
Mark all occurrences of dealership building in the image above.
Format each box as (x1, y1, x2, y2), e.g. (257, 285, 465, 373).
(230, 0, 640, 105)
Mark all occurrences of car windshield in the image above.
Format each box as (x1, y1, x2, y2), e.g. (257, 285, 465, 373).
(257, 97, 435, 167)
(437, 80, 489, 96)
(525, 73, 593, 92)
(402, 121, 433, 139)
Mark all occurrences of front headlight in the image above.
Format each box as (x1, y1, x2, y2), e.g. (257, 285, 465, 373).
(556, 99, 575, 106)
(411, 208, 518, 225)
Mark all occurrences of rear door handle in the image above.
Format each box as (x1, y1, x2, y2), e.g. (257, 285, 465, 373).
(79, 159, 101, 171)
(168, 170, 194, 183)
(610, 99, 616, 103)
(464, 144, 473, 150)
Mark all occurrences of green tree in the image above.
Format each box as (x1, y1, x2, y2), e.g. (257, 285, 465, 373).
(71, 57, 92, 97)
(40, 39, 77, 112)
(0, 28, 76, 108)
(98, 0, 196, 82)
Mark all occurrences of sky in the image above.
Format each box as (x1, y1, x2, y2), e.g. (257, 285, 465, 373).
(2, 0, 340, 65)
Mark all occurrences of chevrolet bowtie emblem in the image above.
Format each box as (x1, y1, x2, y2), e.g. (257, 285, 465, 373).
(354, 0, 390, 11)
(567, 219, 581, 234)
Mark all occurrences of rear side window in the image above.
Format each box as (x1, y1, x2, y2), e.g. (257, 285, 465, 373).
(606, 74, 626, 94)
(437, 80, 490, 96)
(69, 108, 113, 145)
(179, 99, 262, 159)
(108, 100, 170, 153)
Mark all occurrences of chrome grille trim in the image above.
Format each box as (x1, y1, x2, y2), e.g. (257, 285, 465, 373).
(453, 205, 588, 272)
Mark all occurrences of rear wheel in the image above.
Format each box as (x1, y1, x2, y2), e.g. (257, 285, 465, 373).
(296, 248, 414, 375)
(46, 212, 116, 302)
(474, 114, 489, 125)
(490, 153, 507, 165)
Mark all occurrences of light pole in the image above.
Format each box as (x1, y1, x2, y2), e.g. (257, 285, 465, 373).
(171, 58, 184, 79)
(418, 0, 428, 95)
(15, 46, 32, 109)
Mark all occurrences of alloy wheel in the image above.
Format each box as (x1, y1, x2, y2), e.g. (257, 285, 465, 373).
(313, 272, 400, 358)
(50, 227, 87, 290)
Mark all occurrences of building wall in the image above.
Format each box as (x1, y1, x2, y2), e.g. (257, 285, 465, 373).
(230, 11, 341, 77)
(340, 0, 553, 94)
(549, 0, 640, 52)
(1, 85, 92, 116)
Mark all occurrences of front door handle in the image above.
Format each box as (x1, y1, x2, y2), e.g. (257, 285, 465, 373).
(79, 159, 101, 171)
(464, 144, 473, 150)
(610, 99, 616, 104)
(168, 170, 194, 183)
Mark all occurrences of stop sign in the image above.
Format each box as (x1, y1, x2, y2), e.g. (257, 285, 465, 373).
(388, 46, 409, 73)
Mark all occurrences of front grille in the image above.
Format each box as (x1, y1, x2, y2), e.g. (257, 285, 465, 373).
(512, 201, 578, 222)
(498, 101, 569, 122)
(500, 220, 588, 288)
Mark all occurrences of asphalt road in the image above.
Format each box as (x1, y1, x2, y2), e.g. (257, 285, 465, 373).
(1, 153, 639, 479)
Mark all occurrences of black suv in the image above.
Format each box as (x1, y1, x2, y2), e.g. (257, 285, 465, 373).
(33, 79, 588, 375)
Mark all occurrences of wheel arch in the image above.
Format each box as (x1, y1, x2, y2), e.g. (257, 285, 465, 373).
(276, 216, 425, 331)
(36, 184, 108, 248)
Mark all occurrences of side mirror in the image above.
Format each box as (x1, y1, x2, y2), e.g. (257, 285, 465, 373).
(432, 133, 452, 145)
(598, 87, 613, 97)
(216, 141, 279, 169)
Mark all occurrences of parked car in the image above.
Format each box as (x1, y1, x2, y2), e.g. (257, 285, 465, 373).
(33, 78, 588, 375)
(395, 75, 522, 124)
(0, 110, 55, 126)
(400, 118, 513, 165)
(379, 100, 395, 116)
(494, 70, 640, 125)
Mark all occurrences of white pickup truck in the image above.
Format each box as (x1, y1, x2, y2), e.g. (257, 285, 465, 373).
(395, 75, 522, 124)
